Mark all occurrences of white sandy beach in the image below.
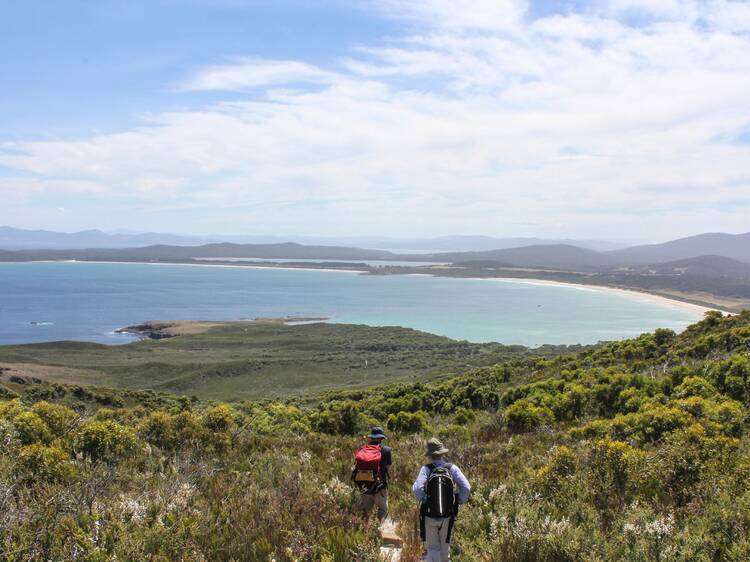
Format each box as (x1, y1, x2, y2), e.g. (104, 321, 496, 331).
(479, 277, 722, 315)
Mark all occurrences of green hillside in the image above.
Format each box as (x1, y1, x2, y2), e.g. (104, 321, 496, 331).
(0, 321, 567, 400)
(1, 310, 750, 560)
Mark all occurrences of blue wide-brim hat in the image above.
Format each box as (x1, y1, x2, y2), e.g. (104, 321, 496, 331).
(368, 427, 386, 439)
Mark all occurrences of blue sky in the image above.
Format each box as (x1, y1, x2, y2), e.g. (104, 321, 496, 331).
(1, 0, 749, 240)
(1, 1, 394, 139)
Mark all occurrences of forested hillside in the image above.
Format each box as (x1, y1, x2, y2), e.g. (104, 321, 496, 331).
(1, 310, 750, 561)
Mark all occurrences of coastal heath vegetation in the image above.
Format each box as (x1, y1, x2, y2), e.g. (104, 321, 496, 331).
(0, 321, 570, 401)
(1, 311, 750, 560)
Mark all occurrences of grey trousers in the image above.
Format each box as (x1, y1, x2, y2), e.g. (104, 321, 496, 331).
(359, 488, 388, 520)
(423, 516, 451, 562)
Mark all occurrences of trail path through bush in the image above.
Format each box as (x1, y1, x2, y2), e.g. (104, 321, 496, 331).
(380, 517, 403, 561)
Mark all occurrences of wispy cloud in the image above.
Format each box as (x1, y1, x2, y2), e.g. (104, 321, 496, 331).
(179, 58, 337, 92)
(373, 0, 529, 31)
(1, 0, 749, 237)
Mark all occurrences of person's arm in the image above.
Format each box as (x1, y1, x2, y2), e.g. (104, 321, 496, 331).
(451, 465, 471, 504)
(382, 447, 392, 479)
(412, 466, 428, 502)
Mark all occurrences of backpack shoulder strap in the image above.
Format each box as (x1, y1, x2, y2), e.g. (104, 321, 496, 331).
(443, 463, 453, 471)
(425, 463, 436, 472)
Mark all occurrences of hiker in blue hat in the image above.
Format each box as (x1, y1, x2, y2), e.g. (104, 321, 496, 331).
(352, 426, 392, 522)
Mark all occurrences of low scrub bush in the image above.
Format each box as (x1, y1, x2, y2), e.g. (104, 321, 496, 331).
(505, 399, 554, 433)
(1, 311, 750, 560)
(387, 410, 428, 434)
(73, 419, 138, 461)
(14, 443, 75, 483)
(12, 410, 53, 445)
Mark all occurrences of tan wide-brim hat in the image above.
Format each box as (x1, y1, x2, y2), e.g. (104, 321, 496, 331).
(425, 437, 449, 456)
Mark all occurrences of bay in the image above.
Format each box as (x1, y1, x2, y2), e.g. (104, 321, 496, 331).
(0, 262, 704, 346)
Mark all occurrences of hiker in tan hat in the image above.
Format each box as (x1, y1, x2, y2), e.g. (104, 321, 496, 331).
(412, 437, 471, 562)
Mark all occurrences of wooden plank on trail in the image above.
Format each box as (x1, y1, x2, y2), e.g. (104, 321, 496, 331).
(381, 530, 403, 547)
(380, 518, 403, 560)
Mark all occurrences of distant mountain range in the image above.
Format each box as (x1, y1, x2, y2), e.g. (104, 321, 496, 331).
(328, 235, 630, 252)
(428, 244, 619, 271)
(623, 255, 750, 279)
(418, 233, 750, 271)
(608, 232, 750, 264)
(0, 242, 394, 262)
(0, 226, 629, 252)
(1, 228, 749, 287)
(0, 227, 210, 249)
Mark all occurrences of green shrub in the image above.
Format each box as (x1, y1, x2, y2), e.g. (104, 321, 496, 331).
(0, 399, 28, 420)
(673, 376, 718, 398)
(453, 407, 475, 425)
(94, 407, 125, 421)
(673, 396, 745, 437)
(309, 400, 362, 435)
(588, 438, 648, 523)
(13, 410, 53, 445)
(14, 443, 75, 483)
(73, 419, 138, 461)
(710, 355, 750, 403)
(386, 410, 428, 434)
(533, 445, 577, 497)
(248, 402, 311, 435)
(201, 404, 238, 433)
(139, 410, 177, 450)
(659, 423, 740, 506)
(608, 403, 692, 443)
(172, 410, 203, 447)
(0, 385, 18, 400)
(320, 527, 367, 561)
(31, 401, 77, 436)
(505, 399, 554, 433)
(553, 382, 590, 419)
(437, 423, 470, 441)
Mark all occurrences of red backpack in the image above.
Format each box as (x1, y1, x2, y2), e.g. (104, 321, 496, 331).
(352, 444, 382, 489)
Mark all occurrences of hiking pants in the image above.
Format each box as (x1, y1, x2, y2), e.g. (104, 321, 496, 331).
(359, 488, 388, 520)
(424, 516, 451, 562)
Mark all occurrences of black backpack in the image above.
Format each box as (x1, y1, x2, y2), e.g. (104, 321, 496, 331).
(425, 463, 455, 518)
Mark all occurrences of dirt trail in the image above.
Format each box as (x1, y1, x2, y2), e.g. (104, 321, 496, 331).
(380, 517, 403, 561)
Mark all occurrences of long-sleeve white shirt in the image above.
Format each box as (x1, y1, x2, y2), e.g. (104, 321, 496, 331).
(412, 460, 471, 505)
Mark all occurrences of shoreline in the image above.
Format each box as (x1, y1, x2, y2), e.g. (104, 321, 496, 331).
(476, 277, 723, 315)
(10, 258, 736, 315)
(116, 317, 331, 339)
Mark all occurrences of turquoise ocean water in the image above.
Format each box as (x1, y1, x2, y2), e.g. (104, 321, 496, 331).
(0, 262, 704, 346)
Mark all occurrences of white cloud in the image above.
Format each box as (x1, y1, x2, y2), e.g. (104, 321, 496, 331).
(0, 177, 109, 198)
(707, 0, 750, 32)
(1, 0, 749, 238)
(603, 0, 695, 19)
(374, 0, 530, 31)
(179, 58, 336, 92)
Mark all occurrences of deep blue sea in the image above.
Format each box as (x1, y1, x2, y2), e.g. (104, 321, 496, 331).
(0, 262, 704, 346)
